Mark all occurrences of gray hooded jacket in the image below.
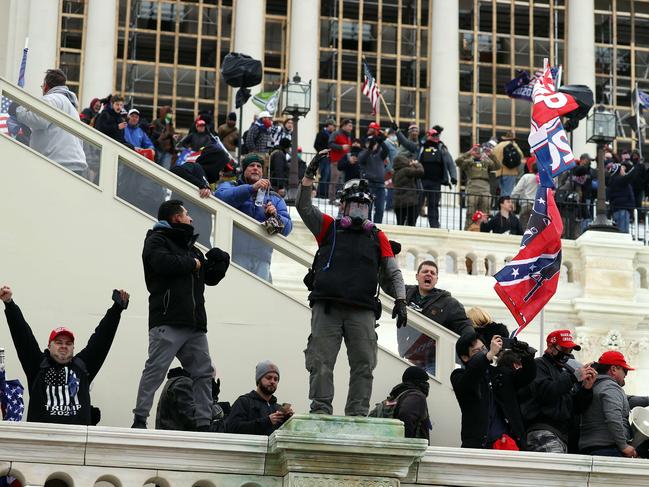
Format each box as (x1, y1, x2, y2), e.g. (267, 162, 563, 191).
(15, 85, 87, 174)
(579, 374, 649, 451)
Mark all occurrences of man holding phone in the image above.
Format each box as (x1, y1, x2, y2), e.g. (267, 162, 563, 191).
(225, 360, 293, 435)
(0, 285, 129, 425)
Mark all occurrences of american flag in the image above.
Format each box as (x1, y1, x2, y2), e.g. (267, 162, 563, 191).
(0, 367, 25, 421)
(1, 44, 29, 136)
(362, 60, 380, 115)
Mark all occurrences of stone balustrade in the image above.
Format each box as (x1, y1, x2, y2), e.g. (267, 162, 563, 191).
(2, 417, 649, 487)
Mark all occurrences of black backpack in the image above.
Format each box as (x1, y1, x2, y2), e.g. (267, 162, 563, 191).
(502, 143, 522, 169)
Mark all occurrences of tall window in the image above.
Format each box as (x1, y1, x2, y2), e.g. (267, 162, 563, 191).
(115, 0, 234, 130)
(594, 0, 649, 153)
(264, 0, 290, 93)
(458, 0, 566, 151)
(319, 0, 430, 135)
(58, 0, 88, 98)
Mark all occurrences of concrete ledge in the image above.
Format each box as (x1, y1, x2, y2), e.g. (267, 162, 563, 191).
(0, 422, 87, 466)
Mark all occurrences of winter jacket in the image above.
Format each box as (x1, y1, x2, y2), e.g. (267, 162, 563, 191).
(269, 148, 290, 189)
(217, 123, 239, 151)
(178, 131, 213, 152)
(155, 367, 222, 431)
(314, 128, 333, 152)
(245, 121, 271, 154)
(95, 106, 127, 145)
(480, 212, 523, 235)
(4, 299, 124, 425)
(393, 156, 424, 208)
(328, 129, 353, 164)
(396, 131, 457, 185)
(79, 98, 100, 125)
(151, 107, 176, 153)
(124, 124, 154, 149)
(142, 221, 230, 331)
(337, 151, 362, 182)
(225, 390, 285, 435)
(579, 375, 649, 452)
(14, 85, 87, 174)
(456, 151, 501, 186)
(388, 381, 430, 442)
(214, 180, 292, 262)
(519, 353, 593, 443)
(493, 141, 524, 177)
(451, 351, 536, 449)
(170, 162, 210, 190)
(607, 168, 636, 211)
(359, 141, 389, 183)
(404, 285, 473, 336)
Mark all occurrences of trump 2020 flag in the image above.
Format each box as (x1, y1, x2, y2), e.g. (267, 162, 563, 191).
(0, 367, 25, 421)
(494, 186, 563, 333)
(529, 62, 578, 187)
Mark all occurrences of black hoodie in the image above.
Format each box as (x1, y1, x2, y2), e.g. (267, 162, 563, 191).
(388, 381, 430, 442)
(225, 390, 284, 435)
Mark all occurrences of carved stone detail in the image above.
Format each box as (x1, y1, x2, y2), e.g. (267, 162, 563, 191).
(284, 472, 397, 487)
(576, 329, 649, 362)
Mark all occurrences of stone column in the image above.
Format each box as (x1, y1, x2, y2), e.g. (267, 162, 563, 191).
(232, 0, 266, 131)
(24, 0, 60, 94)
(288, 0, 320, 154)
(429, 0, 460, 159)
(0, 0, 30, 81)
(567, 0, 596, 157)
(81, 0, 117, 107)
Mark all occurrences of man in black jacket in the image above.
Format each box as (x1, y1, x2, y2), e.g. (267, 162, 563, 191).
(132, 199, 230, 430)
(94, 95, 129, 146)
(519, 329, 597, 453)
(313, 119, 336, 198)
(397, 260, 472, 374)
(1, 285, 129, 425)
(480, 196, 523, 235)
(383, 366, 431, 442)
(451, 331, 536, 450)
(225, 360, 293, 435)
(170, 160, 213, 247)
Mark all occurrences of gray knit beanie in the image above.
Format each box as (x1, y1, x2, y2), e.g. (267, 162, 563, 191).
(255, 360, 280, 384)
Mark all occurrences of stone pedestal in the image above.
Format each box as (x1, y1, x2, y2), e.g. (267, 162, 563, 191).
(267, 414, 427, 486)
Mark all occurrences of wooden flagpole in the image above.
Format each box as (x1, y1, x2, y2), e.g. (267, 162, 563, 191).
(362, 55, 394, 124)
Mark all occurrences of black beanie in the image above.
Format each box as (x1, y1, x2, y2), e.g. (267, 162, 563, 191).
(228, 111, 237, 122)
(402, 366, 429, 383)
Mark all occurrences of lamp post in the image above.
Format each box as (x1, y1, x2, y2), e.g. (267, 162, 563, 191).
(281, 72, 311, 204)
(586, 105, 618, 232)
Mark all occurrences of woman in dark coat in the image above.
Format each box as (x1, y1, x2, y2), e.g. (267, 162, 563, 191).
(392, 153, 424, 226)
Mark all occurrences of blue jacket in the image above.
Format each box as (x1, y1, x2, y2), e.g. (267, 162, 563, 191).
(124, 124, 154, 149)
(214, 180, 292, 261)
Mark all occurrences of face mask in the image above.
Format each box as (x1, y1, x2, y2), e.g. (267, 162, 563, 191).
(389, 135, 397, 143)
(554, 350, 570, 364)
(165, 113, 173, 123)
(262, 118, 272, 128)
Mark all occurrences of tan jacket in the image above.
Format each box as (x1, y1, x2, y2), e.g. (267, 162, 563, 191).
(456, 151, 501, 183)
(493, 141, 524, 177)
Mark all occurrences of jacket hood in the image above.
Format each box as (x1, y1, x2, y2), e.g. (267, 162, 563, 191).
(389, 381, 428, 398)
(153, 220, 172, 230)
(167, 367, 190, 379)
(47, 85, 79, 109)
(245, 390, 277, 404)
(393, 154, 412, 170)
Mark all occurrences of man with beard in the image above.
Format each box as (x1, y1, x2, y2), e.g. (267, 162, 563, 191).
(225, 360, 293, 435)
(131, 200, 230, 430)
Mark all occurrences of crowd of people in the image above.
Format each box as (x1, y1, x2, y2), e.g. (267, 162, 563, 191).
(3, 68, 649, 461)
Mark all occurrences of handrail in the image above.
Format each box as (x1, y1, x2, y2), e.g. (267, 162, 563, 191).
(0, 76, 459, 380)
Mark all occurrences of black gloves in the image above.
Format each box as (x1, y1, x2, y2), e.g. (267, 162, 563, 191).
(8, 102, 18, 117)
(206, 247, 230, 263)
(305, 151, 329, 179)
(391, 122, 399, 131)
(392, 299, 408, 328)
(451, 177, 457, 185)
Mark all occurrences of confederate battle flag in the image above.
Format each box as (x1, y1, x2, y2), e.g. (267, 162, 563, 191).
(493, 186, 563, 335)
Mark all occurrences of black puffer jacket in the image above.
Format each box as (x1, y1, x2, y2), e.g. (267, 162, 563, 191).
(388, 381, 430, 442)
(225, 390, 285, 435)
(518, 353, 593, 443)
(142, 221, 229, 330)
(405, 285, 473, 336)
(451, 351, 536, 449)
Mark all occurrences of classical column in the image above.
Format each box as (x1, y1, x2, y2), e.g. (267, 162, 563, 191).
(0, 0, 30, 81)
(24, 0, 60, 94)
(81, 0, 117, 107)
(429, 0, 460, 159)
(232, 0, 266, 130)
(288, 0, 320, 154)
(567, 0, 596, 157)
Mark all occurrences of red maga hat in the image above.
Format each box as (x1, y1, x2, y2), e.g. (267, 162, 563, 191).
(546, 329, 581, 351)
(598, 350, 634, 370)
(49, 326, 75, 343)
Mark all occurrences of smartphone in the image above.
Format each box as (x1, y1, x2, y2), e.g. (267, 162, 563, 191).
(280, 402, 292, 414)
(112, 289, 128, 309)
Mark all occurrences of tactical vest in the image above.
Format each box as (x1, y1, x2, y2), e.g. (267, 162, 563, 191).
(419, 146, 444, 181)
(309, 223, 381, 310)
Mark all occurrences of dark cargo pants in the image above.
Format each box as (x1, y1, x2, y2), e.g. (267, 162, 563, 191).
(304, 301, 378, 416)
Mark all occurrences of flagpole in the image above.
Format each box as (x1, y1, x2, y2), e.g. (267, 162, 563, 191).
(539, 309, 545, 357)
(378, 91, 395, 124)
(636, 81, 643, 159)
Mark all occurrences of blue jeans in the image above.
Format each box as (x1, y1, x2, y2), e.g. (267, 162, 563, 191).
(317, 158, 331, 198)
(613, 209, 630, 233)
(421, 180, 441, 228)
(589, 447, 624, 457)
(369, 182, 386, 223)
(499, 175, 516, 197)
(385, 187, 393, 211)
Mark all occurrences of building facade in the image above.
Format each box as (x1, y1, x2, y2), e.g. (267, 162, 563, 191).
(1, 0, 649, 157)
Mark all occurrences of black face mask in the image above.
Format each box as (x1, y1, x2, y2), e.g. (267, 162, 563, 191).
(554, 350, 570, 364)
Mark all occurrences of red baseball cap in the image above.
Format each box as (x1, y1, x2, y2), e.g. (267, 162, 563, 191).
(368, 122, 381, 130)
(427, 128, 439, 137)
(598, 350, 634, 370)
(49, 327, 75, 344)
(195, 119, 206, 126)
(546, 329, 581, 351)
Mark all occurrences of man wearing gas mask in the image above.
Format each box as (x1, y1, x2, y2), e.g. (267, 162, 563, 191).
(297, 150, 408, 416)
(519, 329, 597, 453)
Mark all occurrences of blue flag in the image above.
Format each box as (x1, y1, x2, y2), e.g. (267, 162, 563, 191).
(638, 89, 649, 110)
